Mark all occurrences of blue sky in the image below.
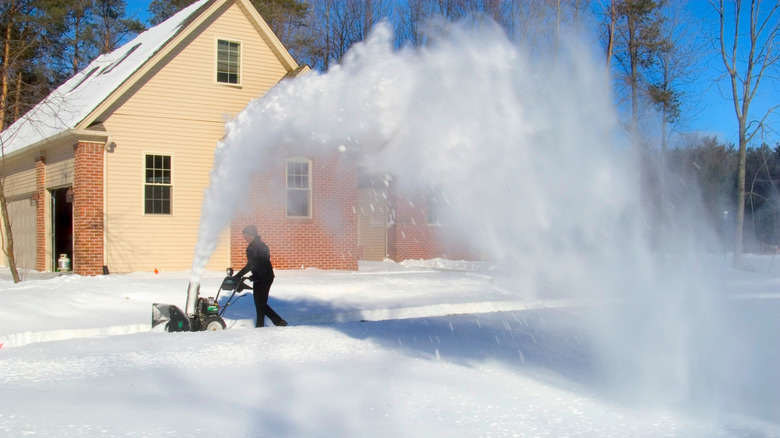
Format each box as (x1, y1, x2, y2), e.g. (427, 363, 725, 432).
(124, 0, 778, 148)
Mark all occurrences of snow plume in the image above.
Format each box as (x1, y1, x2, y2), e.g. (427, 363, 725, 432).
(192, 20, 737, 414)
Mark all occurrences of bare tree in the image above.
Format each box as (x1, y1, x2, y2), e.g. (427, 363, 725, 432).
(1, 0, 41, 283)
(395, 0, 429, 47)
(645, 2, 703, 248)
(93, 0, 145, 54)
(0, 146, 21, 282)
(299, 0, 392, 70)
(603, 0, 667, 148)
(713, 0, 780, 268)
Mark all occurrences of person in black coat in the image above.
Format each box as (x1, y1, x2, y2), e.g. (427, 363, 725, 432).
(235, 225, 287, 327)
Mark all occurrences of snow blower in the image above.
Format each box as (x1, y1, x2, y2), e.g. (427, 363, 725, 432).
(152, 268, 248, 332)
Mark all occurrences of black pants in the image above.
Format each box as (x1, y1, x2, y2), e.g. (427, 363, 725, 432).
(253, 279, 285, 327)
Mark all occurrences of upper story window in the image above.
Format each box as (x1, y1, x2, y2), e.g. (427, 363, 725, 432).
(216, 39, 241, 84)
(286, 158, 311, 218)
(145, 154, 171, 214)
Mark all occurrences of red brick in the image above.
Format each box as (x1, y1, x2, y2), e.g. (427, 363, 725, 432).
(72, 142, 104, 276)
(231, 150, 358, 271)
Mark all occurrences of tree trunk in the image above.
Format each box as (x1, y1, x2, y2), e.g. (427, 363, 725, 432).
(606, 1, 615, 70)
(628, 11, 639, 148)
(0, 181, 21, 283)
(12, 71, 21, 121)
(733, 118, 748, 267)
(0, 0, 16, 130)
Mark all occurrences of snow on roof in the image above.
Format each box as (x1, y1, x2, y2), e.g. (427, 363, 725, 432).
(0, 0, 212, 155)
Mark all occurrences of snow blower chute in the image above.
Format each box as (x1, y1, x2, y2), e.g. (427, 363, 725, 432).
(152, 268, 247, 332)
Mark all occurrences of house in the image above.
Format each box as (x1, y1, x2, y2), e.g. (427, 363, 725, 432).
(0, 0, 311, 275)
(0, 0, 478, 276)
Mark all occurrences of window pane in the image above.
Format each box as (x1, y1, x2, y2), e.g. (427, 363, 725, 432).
(287, 189, 309, 217)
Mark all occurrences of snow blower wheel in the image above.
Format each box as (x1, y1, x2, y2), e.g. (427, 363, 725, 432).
(202, 316, 226, 331)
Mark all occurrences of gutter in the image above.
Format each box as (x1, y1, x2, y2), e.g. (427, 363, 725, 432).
(1, 129, 111, 162)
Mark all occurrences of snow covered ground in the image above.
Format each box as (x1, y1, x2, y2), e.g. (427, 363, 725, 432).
(1, 257, 778, 437)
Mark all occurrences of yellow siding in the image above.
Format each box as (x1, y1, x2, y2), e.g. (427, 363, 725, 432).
(101, 1, 291, 273)
(3, 157, 36, 198)
(45, 143, 75, 189)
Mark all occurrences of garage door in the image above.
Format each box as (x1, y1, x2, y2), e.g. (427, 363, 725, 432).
(3, 196, 37, 270)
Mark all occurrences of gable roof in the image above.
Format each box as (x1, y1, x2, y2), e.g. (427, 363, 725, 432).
(0, 0, 298, 157)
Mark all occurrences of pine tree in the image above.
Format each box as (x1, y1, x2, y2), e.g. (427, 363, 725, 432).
(148, 0, 198, 25)
(93, 0, 145, 54)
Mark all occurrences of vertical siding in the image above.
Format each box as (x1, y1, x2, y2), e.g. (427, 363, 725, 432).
(357, 188, 387, 261)
(101, 1, 292, 273)
(0, 156, 36, 268)
(2, 197, 37, 269)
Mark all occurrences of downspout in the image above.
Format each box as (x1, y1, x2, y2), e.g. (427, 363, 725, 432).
(102, 136, 111, 273)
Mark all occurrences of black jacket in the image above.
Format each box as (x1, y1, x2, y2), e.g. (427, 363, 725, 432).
(236, 237, 275, 283)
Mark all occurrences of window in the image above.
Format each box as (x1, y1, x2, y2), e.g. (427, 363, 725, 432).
(70, 67, 99, 91)
(144, 154, 171, 214)
(428, 191, 448, 225)
(100, 43, 141, 76)
(216, 39, 240, 84)
(286, 158, 311, 218)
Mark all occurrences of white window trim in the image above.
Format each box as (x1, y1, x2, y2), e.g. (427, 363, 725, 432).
(427, 190, 447, 226)
(286, 157, 312, 219)
(142, 152, 174, 216)
(215, 37, 243, 87)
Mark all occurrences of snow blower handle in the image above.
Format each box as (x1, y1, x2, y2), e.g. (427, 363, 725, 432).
(236, 278, 253, 292)
(216, 268, 253, 318)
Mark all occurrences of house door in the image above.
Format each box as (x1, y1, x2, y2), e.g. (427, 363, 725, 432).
(357, 188, 388, 261)
(51, 187, 73, 270)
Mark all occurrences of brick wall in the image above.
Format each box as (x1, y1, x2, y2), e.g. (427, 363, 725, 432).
(34, 156, 47, 271)
(386, 186, 479, 262)
(73, 142, 104, 276)
(231, 149, 358, 271)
